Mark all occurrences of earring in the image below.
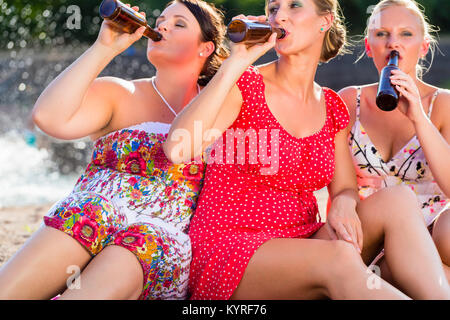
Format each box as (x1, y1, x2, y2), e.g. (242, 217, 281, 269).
(320, 27, 324, 32)
(199, 52, 204, 57)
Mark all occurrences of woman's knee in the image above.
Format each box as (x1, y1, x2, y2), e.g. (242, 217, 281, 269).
(0, 226, 92, 299)
(312, 240, 367, 297)
(60, 245, 144, 300)
(364, 185, 425, 225)
(375, 185, 418, 206)
(325, 240, 366, 285)
(332, 240, 364, 266)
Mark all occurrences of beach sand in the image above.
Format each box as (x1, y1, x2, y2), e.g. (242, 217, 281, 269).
(0, 189, 329, 268)
(0, 204, 53, 266)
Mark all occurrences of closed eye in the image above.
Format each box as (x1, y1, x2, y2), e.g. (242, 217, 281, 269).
(155, 15, 188, 28)
(175, 18, 187, 28)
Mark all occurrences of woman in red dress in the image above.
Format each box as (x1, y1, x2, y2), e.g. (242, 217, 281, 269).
(165, 0, 450, 299)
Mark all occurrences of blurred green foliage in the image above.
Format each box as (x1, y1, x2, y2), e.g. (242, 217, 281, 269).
(442, 79, 450, 89)
(1, 0, 448, 49)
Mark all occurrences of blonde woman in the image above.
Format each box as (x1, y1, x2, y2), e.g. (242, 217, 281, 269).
(164, 0, 449, 299)
(339, 0, 449, 283)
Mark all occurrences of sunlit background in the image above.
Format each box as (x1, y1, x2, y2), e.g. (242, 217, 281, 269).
(0, 0, 449, 208)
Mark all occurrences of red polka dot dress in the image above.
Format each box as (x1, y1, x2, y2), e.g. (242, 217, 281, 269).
(188, 66, 350, 300)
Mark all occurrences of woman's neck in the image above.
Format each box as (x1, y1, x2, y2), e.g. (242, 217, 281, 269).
(153, 66, 200, 113)
(408, 74, 436, 98)
(275, 53, 320, 103)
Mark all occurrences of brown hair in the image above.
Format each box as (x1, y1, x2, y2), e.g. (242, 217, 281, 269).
(362, 0, 439, 77)
(168, 0, 229, 85)
(265, 0, 350, 63)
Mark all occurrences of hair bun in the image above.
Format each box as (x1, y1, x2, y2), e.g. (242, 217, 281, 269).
(318, 1, 351, 63)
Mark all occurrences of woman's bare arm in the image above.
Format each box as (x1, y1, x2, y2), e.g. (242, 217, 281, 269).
(414, 92, 450, 197)
(32, 9, 146, 140)
(327, 128, 362, 252)
(164, 20, 277, 164)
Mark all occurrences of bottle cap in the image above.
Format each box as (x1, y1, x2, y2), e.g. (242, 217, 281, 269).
(390, 50, 399, 58)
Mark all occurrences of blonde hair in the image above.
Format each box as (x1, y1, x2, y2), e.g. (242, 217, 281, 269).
(313, 0, 350, 63)
(362, 0, 439, 77)
(265, 0, 351, 63)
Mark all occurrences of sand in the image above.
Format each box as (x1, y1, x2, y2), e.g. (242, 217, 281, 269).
(0, 204, 53, 266)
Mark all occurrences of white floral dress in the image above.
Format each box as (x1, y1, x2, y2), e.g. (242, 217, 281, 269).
(44, 121, 205, 299)
(349, 88, 449, 227)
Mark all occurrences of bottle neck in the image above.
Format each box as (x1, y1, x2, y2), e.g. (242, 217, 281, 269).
(272, 27, 286, 39)
(144, 27, 162, 42)
(388, 52, 399, 66)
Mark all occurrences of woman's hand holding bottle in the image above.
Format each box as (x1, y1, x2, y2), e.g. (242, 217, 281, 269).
(221, 15, 277, 78)
(32, 3, 146, 140)
(94, 4, 146, 57)
(166, 14, 278, 163)
(390, 69, 428, 124)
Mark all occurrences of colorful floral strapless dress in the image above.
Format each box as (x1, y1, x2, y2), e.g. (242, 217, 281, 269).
(44, 121, 205, 299)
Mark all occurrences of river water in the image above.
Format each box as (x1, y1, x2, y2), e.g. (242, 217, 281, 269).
(0, 45, 153, 208)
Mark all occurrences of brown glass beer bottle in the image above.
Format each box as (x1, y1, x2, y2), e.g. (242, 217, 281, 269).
(99, 0, 162, 41)
(376, 50, 400, 111)
(227, 19, 286, 44)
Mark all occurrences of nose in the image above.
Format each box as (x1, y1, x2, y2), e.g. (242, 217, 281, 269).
(387, 34, 400, 50)
(157, 20, 169, 33)
(273, 8, 288, 25)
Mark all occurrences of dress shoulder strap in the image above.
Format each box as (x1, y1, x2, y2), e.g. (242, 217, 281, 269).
(355, 87, 362, 121)
(427, 89, 440, 118)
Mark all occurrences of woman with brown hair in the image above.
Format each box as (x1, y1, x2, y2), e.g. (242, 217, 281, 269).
(164, 0, 450, 299)
(0, 0, 228, 300)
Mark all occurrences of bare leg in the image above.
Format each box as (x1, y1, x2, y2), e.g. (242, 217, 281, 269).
(59, 245, 143, 300)
(376, 209, 450, 288)
(376, 257, 396, 285)
(231, 234, 408, 300)
(231, 186, 449, 300)
(356, 186, 450, 299)
(0, 226, 91, 299)
(432, 210, 450, 284)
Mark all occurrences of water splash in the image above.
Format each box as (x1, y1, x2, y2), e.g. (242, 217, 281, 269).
(0, 130, 79, 208)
